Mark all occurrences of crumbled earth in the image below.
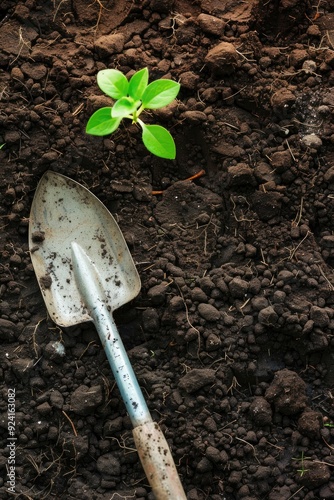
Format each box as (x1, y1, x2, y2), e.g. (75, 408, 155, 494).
(1, 1, 334, 499)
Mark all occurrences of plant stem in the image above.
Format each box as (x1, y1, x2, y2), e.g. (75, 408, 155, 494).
(136, 105, 144, 117)
(137, 117, 145, 128)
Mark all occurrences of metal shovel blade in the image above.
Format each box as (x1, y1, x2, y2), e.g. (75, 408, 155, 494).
(28, 171, 141, 327)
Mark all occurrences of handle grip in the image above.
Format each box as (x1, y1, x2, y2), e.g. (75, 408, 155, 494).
(71, 243, 186, 498)
(133, 421, 186, 500)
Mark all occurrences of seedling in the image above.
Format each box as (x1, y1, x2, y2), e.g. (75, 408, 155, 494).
(293, 451, 310, 477)
(323, 416, 334, 428)
(86, 67, 180, 159)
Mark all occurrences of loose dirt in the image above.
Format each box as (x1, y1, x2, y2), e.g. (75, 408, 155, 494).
(1, 1, 334, 499)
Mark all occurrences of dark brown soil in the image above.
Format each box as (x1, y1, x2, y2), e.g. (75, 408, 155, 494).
(1, 1, 334, 499)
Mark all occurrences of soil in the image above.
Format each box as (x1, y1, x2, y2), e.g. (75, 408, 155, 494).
(1, 0, 334, 499)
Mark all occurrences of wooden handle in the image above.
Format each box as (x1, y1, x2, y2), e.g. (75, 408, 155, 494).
(133, 422, 186, 499)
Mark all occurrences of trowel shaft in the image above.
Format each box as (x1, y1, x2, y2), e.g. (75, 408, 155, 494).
(71, 241, 151, 427)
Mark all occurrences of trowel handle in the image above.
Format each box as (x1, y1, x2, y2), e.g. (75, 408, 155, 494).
(71, 242, 186, 498)
(133, 421, 186, 500)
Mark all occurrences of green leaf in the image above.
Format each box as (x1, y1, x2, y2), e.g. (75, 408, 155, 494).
(141, 79, 180, 109)
(141, 123, 176, 159)
(112, 97, 140, 119)
(97, 69, 129, 99)
(86, 107, 121, 136)
(128, 68, 149, 100)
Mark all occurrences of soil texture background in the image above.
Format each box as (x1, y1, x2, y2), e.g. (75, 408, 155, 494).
(1, 0, 334, 499)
